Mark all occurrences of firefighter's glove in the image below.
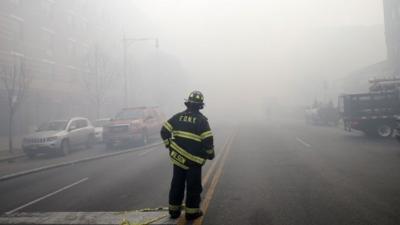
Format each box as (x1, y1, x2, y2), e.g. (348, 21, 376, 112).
(206, 149, 215, 160)
(163, 139, 171, 148)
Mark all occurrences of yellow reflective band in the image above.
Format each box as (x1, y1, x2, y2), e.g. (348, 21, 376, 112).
(163, 139, 170, 146)
(170, 141, 205, 165)
(200, 130, 213, 139)
(185, 207, 200, 214)
(206, 149, 214, 154)
(173, 130, 201, 142)
(169, 205, 182, 211)
(163, 122, 173, 132)
(171, 158, 189, 170)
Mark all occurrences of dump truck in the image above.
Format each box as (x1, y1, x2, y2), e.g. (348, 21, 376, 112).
(339, 77, 400, 138)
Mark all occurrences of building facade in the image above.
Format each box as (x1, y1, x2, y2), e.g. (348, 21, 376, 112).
(383, 0, 400, 75)
(340, 0, 399, 93)
(0, 0, 123, 135)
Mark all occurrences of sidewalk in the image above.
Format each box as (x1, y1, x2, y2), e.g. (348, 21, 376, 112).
(0, 136, 24, 161)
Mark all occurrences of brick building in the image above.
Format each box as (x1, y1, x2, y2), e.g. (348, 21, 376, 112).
(0, 0, 124, 135)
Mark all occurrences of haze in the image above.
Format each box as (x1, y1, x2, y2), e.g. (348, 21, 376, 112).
(130, 0, 385, 121)
(3, 2, 400, 224)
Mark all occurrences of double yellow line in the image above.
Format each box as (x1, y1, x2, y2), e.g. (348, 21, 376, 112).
(178, 130, 237, 225)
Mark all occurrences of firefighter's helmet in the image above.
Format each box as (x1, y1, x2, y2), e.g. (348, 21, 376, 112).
(185, 91, 204, 105)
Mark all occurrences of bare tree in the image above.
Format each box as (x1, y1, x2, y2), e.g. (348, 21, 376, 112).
(83, 45, 116, 119)
(0, 60, 30, 153)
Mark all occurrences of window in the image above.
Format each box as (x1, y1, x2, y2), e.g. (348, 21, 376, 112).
(8, 0, 20, 6)
(82, 19, 89, 31)
(77, 119, 88, 128)
(17, 20, 24, 41)
(41, 0, 55, 18)
(392, 9, 398, 20)
(7, 15, 24, 42)
(66, 12, 75, 29)
(67, 39, 76, 58)
(79, 44, 89, 61)
(68, 120, 79, 130)
(42, 28, 54, 57)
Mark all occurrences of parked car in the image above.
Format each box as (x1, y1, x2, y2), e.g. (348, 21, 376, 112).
(305, 102, 339, 126)
(103, 107, 164, 149)
(394, 116, 400, 142)
(93, 118, 111, 143)
(22, 117, 95, 158)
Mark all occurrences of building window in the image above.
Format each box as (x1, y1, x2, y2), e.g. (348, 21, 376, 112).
(392, 10, 398, 20)
(16, 20, 24, 41)
(67, 39, 76, 58)
(50, 63, 55, 80)
(8, 0, 20, 6)
(41, 0, 55, 18)
(67, 12, 75, 29)
(82, 19, 89, 32)
(7, 15, 24, 42)
(42, 28, 54, 58)
(398, 5, 400, 19)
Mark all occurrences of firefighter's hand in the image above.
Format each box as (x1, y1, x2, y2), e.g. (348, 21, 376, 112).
(205, 149, 214, 160)
(164, 139, 171, 148)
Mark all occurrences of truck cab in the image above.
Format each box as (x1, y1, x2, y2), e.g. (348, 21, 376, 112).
(103, 107, 164, 149)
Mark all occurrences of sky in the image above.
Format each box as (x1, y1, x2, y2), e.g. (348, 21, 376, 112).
(122, 0, 386, 120)
(134, 0, 383, 28)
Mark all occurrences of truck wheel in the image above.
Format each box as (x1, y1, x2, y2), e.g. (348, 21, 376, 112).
(59, 140, 70, 156)
(376, 124, 393, 138)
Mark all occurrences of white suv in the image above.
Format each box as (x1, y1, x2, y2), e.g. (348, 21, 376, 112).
(22, 117, 95, 158)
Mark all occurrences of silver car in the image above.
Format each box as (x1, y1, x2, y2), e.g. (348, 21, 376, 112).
(93, 118, 111, 143)
(22, 117, 95, 158)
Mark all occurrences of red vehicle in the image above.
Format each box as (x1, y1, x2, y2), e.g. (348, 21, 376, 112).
(103, 107, 164, 149)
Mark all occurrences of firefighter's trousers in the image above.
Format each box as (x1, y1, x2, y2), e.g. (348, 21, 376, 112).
(169, 165, 202, 214)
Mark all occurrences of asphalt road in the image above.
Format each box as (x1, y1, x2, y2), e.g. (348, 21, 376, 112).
(1, 120, 400, 225)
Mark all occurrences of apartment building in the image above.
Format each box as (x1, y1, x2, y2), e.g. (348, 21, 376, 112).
(0, 0, 123, 135)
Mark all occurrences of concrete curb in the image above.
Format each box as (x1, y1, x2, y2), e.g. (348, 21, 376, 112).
(0, 142, 162, 182)
(0, 211, 174, 225)
(0, 154, 25, 163)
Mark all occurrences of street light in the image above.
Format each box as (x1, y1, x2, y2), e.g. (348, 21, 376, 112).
(122, 35, 159, 107)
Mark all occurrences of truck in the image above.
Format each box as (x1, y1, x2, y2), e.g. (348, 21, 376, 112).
(339, 77, 400, 138)
(103, 107, 165, 149)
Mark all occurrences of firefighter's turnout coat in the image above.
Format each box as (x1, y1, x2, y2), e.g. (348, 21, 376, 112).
(161, 109, 214, 169)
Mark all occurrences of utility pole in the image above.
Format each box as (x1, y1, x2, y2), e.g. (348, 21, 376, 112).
(122, 36, 159, 107)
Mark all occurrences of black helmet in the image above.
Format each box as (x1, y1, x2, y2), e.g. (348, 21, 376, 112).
(185, 91, 204, 106)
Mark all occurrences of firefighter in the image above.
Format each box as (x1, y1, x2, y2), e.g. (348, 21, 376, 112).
(160, 91, 215, 220)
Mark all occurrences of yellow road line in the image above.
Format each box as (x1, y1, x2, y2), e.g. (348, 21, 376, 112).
(202, 133, 233, 187)
(177, 132, 234, 225)
(194, 131, 236, 225)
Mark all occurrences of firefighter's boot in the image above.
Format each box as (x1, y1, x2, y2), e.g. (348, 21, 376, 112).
(169, 210, 181, 219)
(169, 205, 182, 219)
(185, 210, 203, 220)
